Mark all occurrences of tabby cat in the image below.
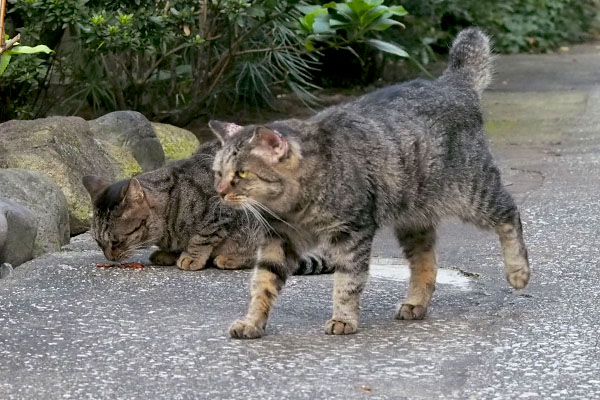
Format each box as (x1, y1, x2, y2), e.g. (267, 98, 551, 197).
(82, 141, 333, 275)
(210, 28, 530, 339)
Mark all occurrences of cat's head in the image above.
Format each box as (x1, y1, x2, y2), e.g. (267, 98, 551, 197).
(82, 175, 155, 261)
(209, 120, 302, 214)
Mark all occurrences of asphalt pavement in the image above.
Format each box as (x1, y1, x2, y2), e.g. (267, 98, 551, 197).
(1, 43, 600, 399)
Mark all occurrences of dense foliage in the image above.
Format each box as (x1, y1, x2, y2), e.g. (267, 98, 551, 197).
(1, 0, 407, 123)
(395, 0, 599, 66)
(0, 36, 53, 76)
(1, 0, 598, 123)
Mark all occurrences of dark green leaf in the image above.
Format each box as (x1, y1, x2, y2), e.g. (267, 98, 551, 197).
(0, 54, 11, 75)
(388, 6, 408, 16)
(369, 17, 404, 31)
(6, 45, 54, 55)
(366, 39, 409, 57)
(313, 14, 335, 34)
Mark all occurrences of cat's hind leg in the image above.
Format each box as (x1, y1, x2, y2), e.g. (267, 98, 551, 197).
(494, 210, 530, 289)
(149, 249, 181, 266)
(214, 254, 252, 270)
(394, 227, 437, 320)
(490, 206, 531, 289)
(212, 237, 254, 270)
(461, 179, 530, 289)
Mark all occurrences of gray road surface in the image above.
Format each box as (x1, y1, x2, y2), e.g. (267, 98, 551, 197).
(2, 44, 600, 399)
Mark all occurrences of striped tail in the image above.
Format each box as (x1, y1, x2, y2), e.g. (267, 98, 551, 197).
(443, 27, 493, 96)
(294, 252, 335, 275)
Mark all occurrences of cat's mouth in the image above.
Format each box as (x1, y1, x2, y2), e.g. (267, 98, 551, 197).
(104, 251, 127, 262)
(223, 193, 248, 205)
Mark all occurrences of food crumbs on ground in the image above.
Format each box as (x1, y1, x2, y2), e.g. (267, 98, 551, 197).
(96, 263, 145, 269)
(119, 263, 144, 269)
(361, 385, 372, 392)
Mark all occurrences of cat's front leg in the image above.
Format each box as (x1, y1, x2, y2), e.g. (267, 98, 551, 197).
(229, 238, 289, 339)
(149, 249, 181, 266)
(177, 235, 214, 271)
(325, 230, 374, 335)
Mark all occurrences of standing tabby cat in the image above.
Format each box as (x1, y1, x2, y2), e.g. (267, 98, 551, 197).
(83, 141, 333, 274)
(210, 28, 530, 339)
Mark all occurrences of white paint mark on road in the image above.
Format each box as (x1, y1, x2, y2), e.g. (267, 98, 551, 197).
(370, 257, 473, 290)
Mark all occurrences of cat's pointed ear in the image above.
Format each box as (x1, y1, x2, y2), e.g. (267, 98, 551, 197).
(249, 126, 289, 164)
(209, 120, 244, 144)
(82, 175, 111, 203)
(124, 178, 145, 205)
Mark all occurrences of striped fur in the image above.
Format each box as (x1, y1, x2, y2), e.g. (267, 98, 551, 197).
(82, 142, 333, 275)
(212, 28, 530, 339)
(296, 251, 335, 275)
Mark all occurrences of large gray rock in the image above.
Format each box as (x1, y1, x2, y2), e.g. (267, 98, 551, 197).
(0, 117, 122, 234)
(151, 122, 200, 161)
(0, 198, 37, 267)
(0, 169, 70, 256)
(89, 111, 165, 172)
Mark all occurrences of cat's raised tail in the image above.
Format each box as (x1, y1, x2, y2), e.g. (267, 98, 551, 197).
(296, 253, 335, 275)
(445, 27, 493, 95)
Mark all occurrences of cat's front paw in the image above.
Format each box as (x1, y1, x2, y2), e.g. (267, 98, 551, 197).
(395, 303, 427, 320)
(325, 319, 357, 335)
(214, 255, 249, 270)
(176, 252, 207, 271)
(229, 319, 264, 339)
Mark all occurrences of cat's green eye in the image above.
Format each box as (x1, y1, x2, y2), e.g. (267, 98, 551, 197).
(237, 170, 249, 178)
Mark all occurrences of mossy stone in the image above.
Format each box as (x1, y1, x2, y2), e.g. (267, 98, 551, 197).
(152, 122, 200, 161)
(0, 117, 122, 234)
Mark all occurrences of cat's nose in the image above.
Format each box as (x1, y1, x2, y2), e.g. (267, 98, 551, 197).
(216, 180, 230, 196)
(103, 249, 116, 261)
(103, 247, 122, 261)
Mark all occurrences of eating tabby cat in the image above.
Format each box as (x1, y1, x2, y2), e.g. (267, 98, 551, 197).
(83, 141, 333, 275)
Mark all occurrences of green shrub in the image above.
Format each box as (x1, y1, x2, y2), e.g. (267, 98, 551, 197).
(2, 0, 598, 122)
(2, 0, 407, 123)
(393, 0, 599, 66)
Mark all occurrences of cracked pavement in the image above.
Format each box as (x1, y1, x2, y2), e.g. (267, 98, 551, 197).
(2, 43, 600, 399)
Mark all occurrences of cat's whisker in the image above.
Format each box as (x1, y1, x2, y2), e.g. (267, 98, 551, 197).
(244, 203, 280, 238)
(248, 199, 299, 233)
(246, 202, 278, 232)
(195, 153, 216, 164)
(239, 203, 262, 234)
(123, 236, 162, 258)
(244, 204, 268, 232)
(240, 204, 251, 225)
(206, 195, 222, 220)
